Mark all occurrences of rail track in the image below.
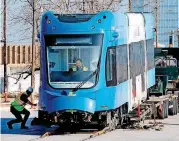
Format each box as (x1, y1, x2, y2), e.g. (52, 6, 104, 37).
(28, 93, 178, 141)
(28, 117, 164, 141)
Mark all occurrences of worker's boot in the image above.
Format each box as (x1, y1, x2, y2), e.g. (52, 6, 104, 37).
(20, 125, 29, 129)
(7, 121, 13, 129)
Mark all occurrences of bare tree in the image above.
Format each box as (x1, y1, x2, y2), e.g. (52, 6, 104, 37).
(9, 0, 124, 40)
(4, 0, 125, 84)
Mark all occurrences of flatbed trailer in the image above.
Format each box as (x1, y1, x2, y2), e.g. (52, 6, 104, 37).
(129, 93, 178, 123)
(154, 48, 179, 97)
(129, 47, 179, 122)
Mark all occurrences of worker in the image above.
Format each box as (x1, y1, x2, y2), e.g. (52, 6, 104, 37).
(71, 59, 88, 71)
(7, 87, 37, 129)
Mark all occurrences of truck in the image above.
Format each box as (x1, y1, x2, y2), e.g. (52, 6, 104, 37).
(130, 48, 179, 122)
(149, 48, 179, 118)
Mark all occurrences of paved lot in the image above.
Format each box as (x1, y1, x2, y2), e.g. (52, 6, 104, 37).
(1, 108, 179, 141)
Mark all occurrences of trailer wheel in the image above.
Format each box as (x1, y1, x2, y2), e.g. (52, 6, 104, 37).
(163, 102, 166, 118)
(175, 98, 178, 114)
(173, 99, 176, 115)
(169, 100, 175, 116)
(177, 96, 179, 113)
(174, 99, 178, 115)
(158, 103, 165, 119)
(165, 101, 169, 118)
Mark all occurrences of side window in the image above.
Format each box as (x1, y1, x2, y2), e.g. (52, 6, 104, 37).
(116, 45, 128, 84)
(146, 39, 154, 70)
(106, 48, 117, 87)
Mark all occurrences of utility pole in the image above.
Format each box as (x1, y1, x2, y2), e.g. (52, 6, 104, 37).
(155, 0, 158, 48)
(3, 0, 8, 102)
(31, 0, 36, 106)
(178, 29, 179, 48)
(129, 0, 132, 12)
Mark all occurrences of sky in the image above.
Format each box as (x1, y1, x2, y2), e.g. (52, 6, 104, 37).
(2, 0, 179, 46)
(1, 0, 31, 44)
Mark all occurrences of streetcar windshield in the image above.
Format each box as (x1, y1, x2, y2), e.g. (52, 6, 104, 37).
(46, 34, 103, 88)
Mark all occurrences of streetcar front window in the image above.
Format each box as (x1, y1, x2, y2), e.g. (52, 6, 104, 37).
(46, 34, 103, 88)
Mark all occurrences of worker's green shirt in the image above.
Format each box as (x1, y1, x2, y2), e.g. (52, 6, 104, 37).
(11, 92, 29, 111)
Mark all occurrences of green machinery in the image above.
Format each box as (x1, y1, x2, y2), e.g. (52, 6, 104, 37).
(150, 48, 179, 96)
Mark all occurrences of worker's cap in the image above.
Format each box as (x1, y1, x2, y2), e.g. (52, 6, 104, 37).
(27, 87, 33, 93)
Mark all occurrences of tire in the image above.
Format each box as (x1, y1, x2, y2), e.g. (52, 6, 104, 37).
(175, 99, 178, 114)
(174, 99, 178, 115)
(173, 100, 176, 115)
(163, 102, 166, 118)
(174, 99, 176, 115)
(165, 100, 169, 118)
(158, 103, 165, 119)
(169, 100, 175, 116)
(173, 99, 177, 115)
(166, 100, 169, 117)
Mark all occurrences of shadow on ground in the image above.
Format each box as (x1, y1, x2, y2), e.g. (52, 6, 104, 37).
(1, 118, 56, 135)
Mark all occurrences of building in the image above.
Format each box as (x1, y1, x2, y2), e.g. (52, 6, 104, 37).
(132, 0, 179, 47)
(0, 44, 40, 66)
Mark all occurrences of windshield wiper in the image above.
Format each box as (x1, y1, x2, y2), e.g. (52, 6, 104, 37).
(72, 62, 100, 92)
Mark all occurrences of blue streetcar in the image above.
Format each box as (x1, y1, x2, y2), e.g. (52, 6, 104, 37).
(38, 10, 155, 128)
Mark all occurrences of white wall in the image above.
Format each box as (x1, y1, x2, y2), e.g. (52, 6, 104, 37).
(0, 65, 40, 94)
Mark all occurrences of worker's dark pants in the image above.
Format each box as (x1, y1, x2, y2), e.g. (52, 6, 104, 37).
(9, 106, 30, 127)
